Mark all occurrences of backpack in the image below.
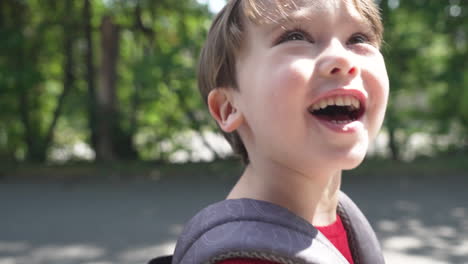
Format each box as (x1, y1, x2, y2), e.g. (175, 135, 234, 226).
(148, 255, 172, 264)
(150, 192, 385, 264)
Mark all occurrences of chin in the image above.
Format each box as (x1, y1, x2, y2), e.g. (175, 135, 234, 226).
(341, 155, 366, 170)
(337, 142, 368, 170)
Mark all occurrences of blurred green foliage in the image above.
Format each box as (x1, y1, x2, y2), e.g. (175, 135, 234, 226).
(0, 0, 466, 164)
(381, 0, 468, 160)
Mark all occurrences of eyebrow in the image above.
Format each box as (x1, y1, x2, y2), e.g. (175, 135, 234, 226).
(260, 9, 374, 37)
(259, 13, 313, 35)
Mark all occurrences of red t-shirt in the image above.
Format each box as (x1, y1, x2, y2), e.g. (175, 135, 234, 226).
(218, 214, 354, 264)
(315, 214, 354, 264)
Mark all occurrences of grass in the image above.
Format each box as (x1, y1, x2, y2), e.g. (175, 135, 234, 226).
(1, 153, 467, 181)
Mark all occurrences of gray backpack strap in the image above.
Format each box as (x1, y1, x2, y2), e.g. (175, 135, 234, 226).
(338, 192, 385, 264)
(172, 199, 349, 264)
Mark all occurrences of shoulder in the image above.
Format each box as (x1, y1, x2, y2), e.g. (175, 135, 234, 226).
(172, 199, 349, 264)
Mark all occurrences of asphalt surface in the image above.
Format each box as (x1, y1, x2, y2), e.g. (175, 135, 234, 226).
(1, 170, 467, 264)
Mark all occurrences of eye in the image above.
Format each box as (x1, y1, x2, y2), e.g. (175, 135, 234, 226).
(276, 29, 313, 45)
(347, 33, 370, 45)
(286, 31, 306, 41)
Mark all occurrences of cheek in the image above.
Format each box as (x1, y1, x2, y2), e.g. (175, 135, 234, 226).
(266, 57, 315, 96)
(261, 59, 314, 121)
(365, 63, 389, 137)
(375, 65, 390, 115)
(242, 58, 313, 136)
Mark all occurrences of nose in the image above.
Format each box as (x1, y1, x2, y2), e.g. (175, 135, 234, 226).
(317, 40, 359, 79)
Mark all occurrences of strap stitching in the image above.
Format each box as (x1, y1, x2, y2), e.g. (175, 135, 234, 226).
(207, 250, 305, 264)
(338, 200, 361, 264)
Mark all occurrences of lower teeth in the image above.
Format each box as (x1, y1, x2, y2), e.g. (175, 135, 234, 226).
(331, 120, 352, 124)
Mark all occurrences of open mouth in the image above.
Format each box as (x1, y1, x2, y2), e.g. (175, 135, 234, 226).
(308, 95, 365, 124)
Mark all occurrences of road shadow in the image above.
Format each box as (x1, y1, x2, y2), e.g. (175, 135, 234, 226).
(0, 170, 467, 264)
(343, 172, 468, 264)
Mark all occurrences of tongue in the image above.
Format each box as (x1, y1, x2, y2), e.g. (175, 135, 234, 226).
(315, 113, 350, 121)
(312, 106, 352, 121)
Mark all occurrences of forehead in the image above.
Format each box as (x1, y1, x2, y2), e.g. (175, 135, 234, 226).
(243, 0, 365, 26)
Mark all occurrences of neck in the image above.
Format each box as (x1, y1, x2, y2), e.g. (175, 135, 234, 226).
(227, 161, 342, 226)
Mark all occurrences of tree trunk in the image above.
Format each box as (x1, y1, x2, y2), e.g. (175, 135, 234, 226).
(0, 0, 4, 27)
(83, 0, 99, 160)
(19, 93, 35, 162)
(16, 9, 45, 163)
(96, 16, 120, 161)
(44, 0, 75, 153)
(388, 126, 400, 161)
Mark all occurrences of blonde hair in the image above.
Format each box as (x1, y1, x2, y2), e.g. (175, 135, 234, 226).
(198, 0, 383, 164)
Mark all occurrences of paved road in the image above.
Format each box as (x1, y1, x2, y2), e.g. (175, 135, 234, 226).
(1, 171, 467, 264)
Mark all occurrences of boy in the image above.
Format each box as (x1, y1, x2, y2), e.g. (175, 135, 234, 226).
(172, 0, 389, 263)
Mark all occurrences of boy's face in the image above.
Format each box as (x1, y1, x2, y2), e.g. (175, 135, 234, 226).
(230, 0, 389, 172)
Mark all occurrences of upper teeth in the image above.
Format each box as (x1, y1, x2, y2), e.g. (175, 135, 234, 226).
(310, 95, 360, 111)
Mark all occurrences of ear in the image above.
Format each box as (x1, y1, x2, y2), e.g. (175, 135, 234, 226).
(207, 89, 244, 133)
